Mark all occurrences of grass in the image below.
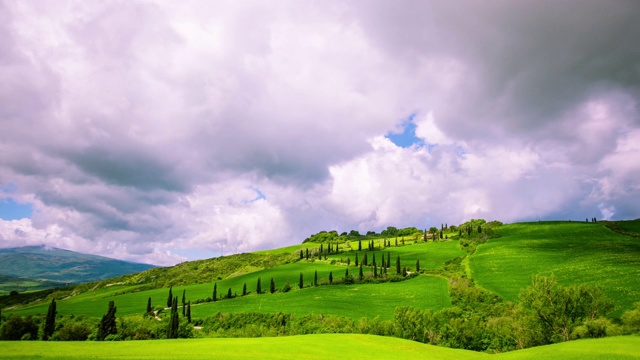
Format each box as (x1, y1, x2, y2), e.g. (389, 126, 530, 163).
(8, 263, 451, 321)
(190, 275, 451, 320)
(1, 335, 639, 360)
(469, 221, 640, 314)
(493, 336, 640, 360)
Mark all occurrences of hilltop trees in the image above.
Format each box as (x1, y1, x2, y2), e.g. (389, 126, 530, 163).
(43, 298, 56, 340)
(98, 301, 117, 341)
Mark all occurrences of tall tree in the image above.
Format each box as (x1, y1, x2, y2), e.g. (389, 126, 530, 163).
(345, 268, 349, 278)
(98, 301, 117, 341)
(299, 273, 304, 289)
(355, 252, 359, 266)
(213, 283, 217, 302)
(43, 298, 56, 340)
(416, 259, 420, 272)
(314, 270, 318, 286)
(373, 263, 378, 278)
(227, 288, 232, 299)
(396, 255, 401, 275)
(300, 249, 304, 259)
(167, 296, 179, 339)
(242, 283, 247, 296)
(358, 240, 362, 251)
(146, 297, 152, 314)
(270, 277, 276, 294)
(329, 271, 333, 284)
(363, 253, 368, 266)
(359, 263, 364, 281)
(167, 286, 173, 308)
(256, 277, 262, 294)
(186, 301, 191, 323)
(182, 289, 186, 316)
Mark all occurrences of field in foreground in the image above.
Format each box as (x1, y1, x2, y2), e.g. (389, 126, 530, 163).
(1, 334, 639, 360)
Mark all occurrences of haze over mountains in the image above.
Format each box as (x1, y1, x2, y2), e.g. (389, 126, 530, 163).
(0, 245, 155, 293)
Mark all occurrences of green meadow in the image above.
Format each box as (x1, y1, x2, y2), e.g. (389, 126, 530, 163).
(469, 221, 640, 314)
(1, 334, 638, 360)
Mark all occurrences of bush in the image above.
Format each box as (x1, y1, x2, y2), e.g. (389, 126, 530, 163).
(0, 316, 39, 340)
(57, 322, 92, 341)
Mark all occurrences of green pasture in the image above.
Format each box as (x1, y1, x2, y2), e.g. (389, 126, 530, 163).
(469, 221, 640, 313)
(327, 240, 466, 272)
(492, 336, 640, 360)
(7, 261, 451, 320)
(190, 275, 450, 320)
(1, 334, 639, 360)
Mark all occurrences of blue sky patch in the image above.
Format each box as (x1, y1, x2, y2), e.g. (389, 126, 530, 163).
(0, 197, 33, 220)
(385, 114, 424, 148)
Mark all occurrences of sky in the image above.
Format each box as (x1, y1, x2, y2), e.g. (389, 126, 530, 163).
(1, 0, 639, 266)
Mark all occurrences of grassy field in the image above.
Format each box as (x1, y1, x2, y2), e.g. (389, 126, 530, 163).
(8, 264, 451, 320)
(1, 334, 639, 360)
(469, 221, 640, 313)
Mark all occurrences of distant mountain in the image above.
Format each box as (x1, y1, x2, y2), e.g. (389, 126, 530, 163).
(0, 245, 155, 287)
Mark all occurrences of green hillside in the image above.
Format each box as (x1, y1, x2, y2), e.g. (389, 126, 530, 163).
(0, 246, 154, 285)
(1, 334, 638, 360)
(468, 221, 640, 314)
(0, 274, 67, 295)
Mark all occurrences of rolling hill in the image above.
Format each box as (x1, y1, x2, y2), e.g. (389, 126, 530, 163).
(0, 245, 155, 290)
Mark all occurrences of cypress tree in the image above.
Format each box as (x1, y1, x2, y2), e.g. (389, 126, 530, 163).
(358, 240, 362, 251)
(256, 277, 262, 294)
(402, 267, 407, 277)
(300, 250, 303, 259)
(355, 252, 359, 266)
(186, 301, 191, 323)
(320, 244, 323, 254)
(314, 270, 318, 286)
(359, 263, 363, 281)
(98, 301, 117, 341)
(416, 259, 420, 272)
(213, 283, 217, 302)
(243, 283, 247, 296)
(345, 268, 349, 278)
(387, 252, 390, 269)
(227, 288, 232, 299)
(363, 253, 368, 266)
(396, 255, 401, 275)
(381, 256, 385, 269)
(440, 231, 443, 239)
(299, 273, 304, 289)
(384, 264, 387, 275)
(146, 297, 152, 314)
(167, 286, 173, 308)
(270, 277, 276, 294)
(373, 263, 378, 278)
(347, 257, 351, 266)
(329, 271, 333, 284)
(306, 248, 309, 260)
(167, 296, 179, 339)
(182, 290, 186, 316)
(43, 298, 56, 340)
(372, 252, 376, 266)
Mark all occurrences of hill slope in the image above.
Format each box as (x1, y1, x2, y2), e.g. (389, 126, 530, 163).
(0, 245, 155, 285)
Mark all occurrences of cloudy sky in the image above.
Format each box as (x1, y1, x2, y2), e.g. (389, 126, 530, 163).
(1, 0, 639, 265)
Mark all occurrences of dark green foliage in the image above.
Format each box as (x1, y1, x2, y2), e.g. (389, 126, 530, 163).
(416, 259, 420, 273)
(213, 283, 217, 302)
(396, 256, 401, 275)
(402, 267, 407, 277)
(146, 297, 152, 314)
(359, 263, 363, 281)
(363, 253, 368, 266)
(43, 298, 56, 340)
(355, 252, 359, 266)
(358, 240, 362, 251)
(300, 250, 303, 259)
(299, 273, 304, 289)
(167, 296, 179, 339)
(345, 268, 349, 277)
(305, 248, 309, 260)
(187, 301, 191, 323)
(98, 301, 117, 341)
(314, 270, 318, 286)
(57, 321, 92, 341)
(282, 280, 291, 293)
(270, 278, 276, 294)
(0, 315, 38, 340)
(227, 288, 232, 299)
(256, 278, 262, 294)
(374, 264, 378, 278)
(329, 271, 333, 284)
(387, 252, 390, 269)
(242, 283, 247, 296)
(182, 290, 186, 316)
(167, 286, 173, 308)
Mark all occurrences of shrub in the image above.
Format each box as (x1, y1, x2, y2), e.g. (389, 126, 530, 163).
(57, 322, 92, 341)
